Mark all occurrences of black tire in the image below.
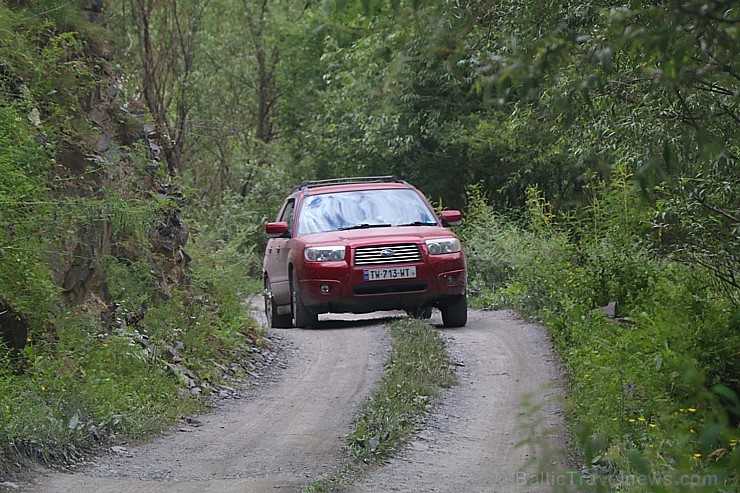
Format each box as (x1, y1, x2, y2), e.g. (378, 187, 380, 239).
(265, 278, 292, 328)
(441, 294, 467, 327)
(407, 307, 433, 319)
(291, 274, 318, 328)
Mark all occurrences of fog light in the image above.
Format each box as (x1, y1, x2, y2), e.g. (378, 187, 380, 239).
(320, 284, 330, 294)
(444, 275, 456, 286)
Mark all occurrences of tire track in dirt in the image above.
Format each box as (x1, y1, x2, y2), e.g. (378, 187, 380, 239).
(27, 312, 390, 493)
(345, 309, 569, 493)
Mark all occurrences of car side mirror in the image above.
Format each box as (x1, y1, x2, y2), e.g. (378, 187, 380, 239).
(266, 221, 290, 238)
(441, 210, 462, 227)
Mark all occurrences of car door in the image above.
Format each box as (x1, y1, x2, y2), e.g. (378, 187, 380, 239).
(266, 198, 295, 305)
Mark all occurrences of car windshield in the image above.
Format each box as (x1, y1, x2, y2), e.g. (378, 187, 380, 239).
(296, 189, 438, 235)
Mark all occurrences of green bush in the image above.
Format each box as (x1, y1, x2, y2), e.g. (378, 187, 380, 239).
(0, 105, 58, 322)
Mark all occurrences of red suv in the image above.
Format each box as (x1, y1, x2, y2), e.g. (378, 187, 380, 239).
(263, 176, 467, 328)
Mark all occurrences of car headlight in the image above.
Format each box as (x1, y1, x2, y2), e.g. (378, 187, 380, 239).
(304, 245, 346, 262)
(425, 238, 461, 255)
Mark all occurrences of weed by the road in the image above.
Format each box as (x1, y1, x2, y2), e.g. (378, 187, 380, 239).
(347, 318, 456, 463)
(305, 318, 456, 492)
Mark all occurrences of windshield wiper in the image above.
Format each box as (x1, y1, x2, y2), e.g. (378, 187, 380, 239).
(339, 223, 392, 231)
(397, 221, 438, 227)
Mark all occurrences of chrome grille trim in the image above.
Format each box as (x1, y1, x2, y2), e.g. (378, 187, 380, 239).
(354, 244, 422, 266)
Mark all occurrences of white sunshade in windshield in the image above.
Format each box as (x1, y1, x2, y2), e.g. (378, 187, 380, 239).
(296, 189, 437, 235)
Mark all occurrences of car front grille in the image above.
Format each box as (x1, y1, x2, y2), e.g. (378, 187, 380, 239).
(354, 243, 422, 266)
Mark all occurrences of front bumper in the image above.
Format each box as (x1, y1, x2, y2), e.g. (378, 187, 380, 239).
(294, 254, 466, 314)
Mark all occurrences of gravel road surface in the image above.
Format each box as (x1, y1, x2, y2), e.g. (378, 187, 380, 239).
(23, 307, 568, 493)
(345, 309, 569, 493)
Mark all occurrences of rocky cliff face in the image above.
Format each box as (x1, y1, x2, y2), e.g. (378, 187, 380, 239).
(0, 1, 191, 351)
(53, 91, 192, 304)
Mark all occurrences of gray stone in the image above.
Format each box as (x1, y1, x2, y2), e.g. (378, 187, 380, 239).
(598, 301, 619, 318)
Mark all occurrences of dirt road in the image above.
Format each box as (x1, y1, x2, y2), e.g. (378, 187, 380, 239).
(26, 308, 567, 493)
(345, 309, 569, 493)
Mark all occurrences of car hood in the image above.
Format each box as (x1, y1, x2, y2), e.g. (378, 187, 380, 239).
(300, 226, 457, 247)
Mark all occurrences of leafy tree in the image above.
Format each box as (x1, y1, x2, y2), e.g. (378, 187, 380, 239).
(312, 0, 738, 289)
(116, 0, 212, 175)
(469, 0, 739, 290)
(186, 0, 307, 197)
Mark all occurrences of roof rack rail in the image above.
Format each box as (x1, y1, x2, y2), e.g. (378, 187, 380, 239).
(291, 175, 407, 193)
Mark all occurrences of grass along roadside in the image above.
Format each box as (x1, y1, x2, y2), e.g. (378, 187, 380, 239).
(305, 318, 457, 492)
(460, 183, 739, 491)
(0, 258, 268, 481)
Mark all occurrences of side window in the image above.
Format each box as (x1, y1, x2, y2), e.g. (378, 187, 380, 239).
(279, 199, 295, 231)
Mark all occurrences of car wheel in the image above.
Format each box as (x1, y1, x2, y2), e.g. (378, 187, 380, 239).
(441, 294, 467, 327)
(407, 307, 433, 319)
(265, 278, 292, 328)
(291, 274, 318, 328)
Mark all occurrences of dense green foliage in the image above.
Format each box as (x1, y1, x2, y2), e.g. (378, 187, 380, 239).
(0, 105, 57, 321)
(461, 180, 738, 490)
(279, 0, 738, 284)
(0, 0, 737, 489)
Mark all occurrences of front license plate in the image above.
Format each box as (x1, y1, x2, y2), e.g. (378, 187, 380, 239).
(363, 266, 417, 281)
